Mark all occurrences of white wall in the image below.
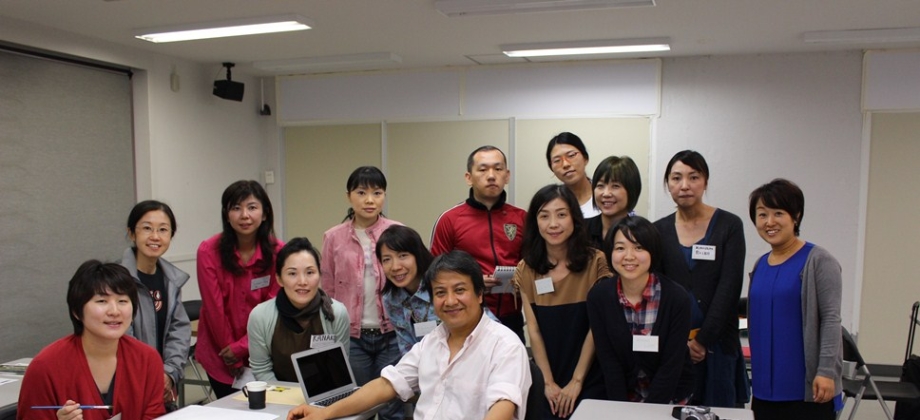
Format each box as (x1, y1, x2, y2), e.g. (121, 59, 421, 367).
(0, 16, 274, 302)
(654, 52, 865, 330)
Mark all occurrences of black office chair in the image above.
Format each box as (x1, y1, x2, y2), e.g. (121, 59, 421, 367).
(524, 359, 545, 420)
(177, 299, 213, 406)
(840, 327, 920, 420)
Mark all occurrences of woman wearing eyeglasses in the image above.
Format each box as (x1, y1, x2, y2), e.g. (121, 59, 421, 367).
(120, 200, 190, 410)
(547, 132, 599, 219)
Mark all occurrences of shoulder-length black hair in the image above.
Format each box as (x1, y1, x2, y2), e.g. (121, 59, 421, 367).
(521, 184, 591, 274)
(663, 150, 710, 187)
(602, 216, 662, 274)
(67, 260, 139, 335)
(218, 180, 276, 276)
(375, 225, 434, 295)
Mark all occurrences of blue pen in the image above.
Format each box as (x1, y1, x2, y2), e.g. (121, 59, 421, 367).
(32, 405, 112, 410)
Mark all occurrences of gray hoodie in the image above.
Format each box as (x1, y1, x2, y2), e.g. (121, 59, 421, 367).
(121, 247, 191, 387)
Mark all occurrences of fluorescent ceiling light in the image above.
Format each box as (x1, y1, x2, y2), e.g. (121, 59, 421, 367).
(803, 27, 920, 44)
(253, 52, 403, 73)
(135, 14, 313, 43)
(436, 0, 654, 16)
(502, 38, 670, 57)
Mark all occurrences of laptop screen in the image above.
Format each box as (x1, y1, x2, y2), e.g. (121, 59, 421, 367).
(292, 345, 354, 399)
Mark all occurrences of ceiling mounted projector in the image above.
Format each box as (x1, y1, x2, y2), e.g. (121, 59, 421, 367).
(213, 62, 244, 101)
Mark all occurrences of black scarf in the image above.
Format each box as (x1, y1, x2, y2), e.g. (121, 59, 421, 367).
(275, 288, 335, 333)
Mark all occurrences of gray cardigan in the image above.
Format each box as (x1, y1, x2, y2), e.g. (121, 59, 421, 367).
(749, 243, 843, 402)
(121, 247, 192, 387)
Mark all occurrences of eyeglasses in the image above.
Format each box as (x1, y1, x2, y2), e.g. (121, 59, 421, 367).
(551, 150, 580, 167)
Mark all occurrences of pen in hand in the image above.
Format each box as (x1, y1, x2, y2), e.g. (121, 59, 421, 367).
(32, 405, 113, 410)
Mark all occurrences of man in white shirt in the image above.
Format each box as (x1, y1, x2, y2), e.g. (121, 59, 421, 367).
(287, 251, 532, 420)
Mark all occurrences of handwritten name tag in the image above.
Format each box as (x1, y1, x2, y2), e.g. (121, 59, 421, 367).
(250, 275, 270, 291)
(311, 334, 336, 348)
(691, 245, 716, 261)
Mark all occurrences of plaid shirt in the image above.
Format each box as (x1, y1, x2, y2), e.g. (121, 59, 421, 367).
(617, 273, 662, 335)
(617, 273, 662, 402)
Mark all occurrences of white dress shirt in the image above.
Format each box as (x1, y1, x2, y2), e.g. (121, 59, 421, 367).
(381, 312, 531, 420)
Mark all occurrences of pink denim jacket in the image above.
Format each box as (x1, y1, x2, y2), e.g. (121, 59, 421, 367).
(321, 216, 401, 338)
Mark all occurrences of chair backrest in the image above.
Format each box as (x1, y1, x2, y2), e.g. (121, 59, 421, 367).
(842, 327, 866, 368)
(524, 359, 545, 420)
(183, 299, 202, 322)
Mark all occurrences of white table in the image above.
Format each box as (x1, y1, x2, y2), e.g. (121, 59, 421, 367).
(0, 358, 31, 418)
(205, 381, 380, 420)
(571, 399, 754, 420)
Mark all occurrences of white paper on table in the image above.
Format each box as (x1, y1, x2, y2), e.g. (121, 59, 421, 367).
(231, 367, 256, 389)
(0, 378, 18, 386)
(157, 404, 278, 420)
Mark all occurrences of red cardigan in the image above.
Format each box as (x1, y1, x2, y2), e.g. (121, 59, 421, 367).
(18, 335, 165, 420)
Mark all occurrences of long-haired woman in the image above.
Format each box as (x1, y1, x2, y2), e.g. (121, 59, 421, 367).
(196, 180, 283, 398)
(514, 185, 610, 418)
(376, 225, 437, 356)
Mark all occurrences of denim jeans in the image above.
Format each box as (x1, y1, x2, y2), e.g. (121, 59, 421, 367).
(350, 332, 405, 420)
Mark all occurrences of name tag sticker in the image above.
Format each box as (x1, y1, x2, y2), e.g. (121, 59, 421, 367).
(414, 321, 438, 337)
(691, 245, 716, 261)
(250, 275, 270, 291)
(633, 335, 659, 352)
(311, 334, 336, 348)
(535, 277, 555, 295)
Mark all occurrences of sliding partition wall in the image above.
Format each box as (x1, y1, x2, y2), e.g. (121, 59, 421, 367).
(283, 117, 650, 249)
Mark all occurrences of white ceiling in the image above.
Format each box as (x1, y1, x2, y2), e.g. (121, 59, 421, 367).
(2, 0, 919, 76)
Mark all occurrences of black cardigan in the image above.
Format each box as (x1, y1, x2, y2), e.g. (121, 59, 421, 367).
(653, 209, 745, 354)
(587, 275, 695, 404)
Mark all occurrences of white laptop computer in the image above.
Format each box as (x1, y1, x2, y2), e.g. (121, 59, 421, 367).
(291, 343, 360, 407)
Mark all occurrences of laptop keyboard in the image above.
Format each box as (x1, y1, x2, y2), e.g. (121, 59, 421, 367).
(314, 389, 357, 407)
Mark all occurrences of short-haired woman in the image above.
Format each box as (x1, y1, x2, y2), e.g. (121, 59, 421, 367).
(587, 216, 694, 404)
(653, 150, 749, 407)
(18, 261, 165, 420)
(546, 132, 598, 218)
(120, 200, 191, 410)
(747, 179, 842, 420)
(586, 155, 642, 249)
